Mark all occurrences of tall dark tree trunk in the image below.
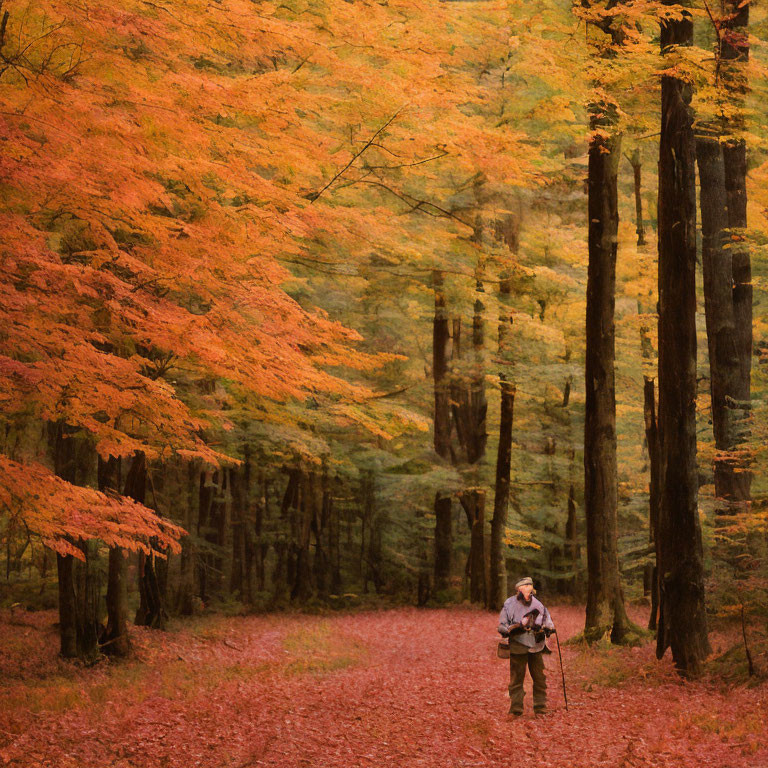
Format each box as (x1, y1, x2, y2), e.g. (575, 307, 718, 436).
(644, 377, 661, 631)
(433, 493, 452, 594)
(432, 269, 454, 594)
(176, 461, 200, 615)
(703, 0, 752, 518)
(49, 422, 101, 662)
(99, 456, 130, 656)
(490, 376, 515, 610)
(460, 489, 487, 605)
(328, 477, 342, 595)
(626, 148, 646, 246)
(565, 482, 581, 597)
(433, 270, 452, 460)
(656, 5, 710, 675)
(312, 465, 331, 596)
(56, 553, 78, 658)
(697, 137, 748, 507)
(276, 467, 300, 600)
(230, 464, 245, 599)
(452, 290, 488, 606)
(129, 454, 168, 629)
(291, 470, 314, 601)
(584, 114, 631, 643)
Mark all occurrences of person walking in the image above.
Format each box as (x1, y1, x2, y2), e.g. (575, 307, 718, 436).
(498, 576, 555, 716)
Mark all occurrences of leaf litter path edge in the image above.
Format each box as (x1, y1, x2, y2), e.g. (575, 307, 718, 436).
(1, 605, 766, 768)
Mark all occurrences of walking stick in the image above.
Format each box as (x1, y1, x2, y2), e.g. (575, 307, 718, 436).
(553, 626, 568, 712)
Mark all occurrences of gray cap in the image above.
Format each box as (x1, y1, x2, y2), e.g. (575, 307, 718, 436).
(515, 576, 533, 590)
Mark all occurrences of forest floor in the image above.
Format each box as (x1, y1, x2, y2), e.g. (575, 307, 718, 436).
(0, 604, 766, 768)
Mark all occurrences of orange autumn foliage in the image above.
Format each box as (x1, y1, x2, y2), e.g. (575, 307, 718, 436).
(0, 455, 184, 559)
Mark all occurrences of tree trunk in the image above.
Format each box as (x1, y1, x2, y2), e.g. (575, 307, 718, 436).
(432, 270, 454, 592)
(451, 290, 488, 607)
(656, 5, 710, 675)
(644, 377, 661, 631)
(718, 1, 752, 515)
(49, 422, 101, 662)
(433, 270, 452, 460)
(176, 461, 200, 615)
(461, 489, 487, 606)
(128, 454, 168, 629)
(584, 116, 631, 643)
(99, 456, 130, 656)
(328, 478, 342, 595)
(229, 463, 247, 599)
(291, 470, 313, 601)
(565, 483, 581, 597)
(56, 553, 78, 658)
(627, 148, 646, 246)
(697, 137, 749, 510)
(433, 493, 452, 594)
(490, 377, 515, 610)
(313, 466, 331, 596)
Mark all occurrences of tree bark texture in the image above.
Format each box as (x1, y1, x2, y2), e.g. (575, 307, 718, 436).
(565, 483, 581, 597)
(656, 6, 710, 674)
(709, 0, 752, 512)
(98, 455, 130, 656)
(696, 137, 750, 508)
(627, 148, 646, 246)
(584, 123, 631, 643)
(433, 270, 452, 460)
(433, 493, 452, 594)
(49, 422, 101, 662)
(460, 489, 487, 606)
(176, 461, 200, 615)
(127, 453, 168, 629)
(643, 377, 661, 631)
(489, 377, 515, 610)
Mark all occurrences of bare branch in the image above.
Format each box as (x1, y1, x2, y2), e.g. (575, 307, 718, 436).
(310, 108, 404, 203)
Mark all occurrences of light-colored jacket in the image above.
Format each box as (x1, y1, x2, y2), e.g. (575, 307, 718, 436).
(498, 594, 555, 654)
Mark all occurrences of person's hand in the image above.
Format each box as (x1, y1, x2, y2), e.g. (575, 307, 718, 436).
(544, 627, 555, 637)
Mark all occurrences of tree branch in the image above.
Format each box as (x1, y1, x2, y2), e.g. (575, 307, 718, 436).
(309, 108, 404, 203)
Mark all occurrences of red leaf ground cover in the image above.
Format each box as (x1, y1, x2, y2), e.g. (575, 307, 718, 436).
(1, 605, 766, 767)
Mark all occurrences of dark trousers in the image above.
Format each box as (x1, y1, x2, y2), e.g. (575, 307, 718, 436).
(508, 650, 547, 713)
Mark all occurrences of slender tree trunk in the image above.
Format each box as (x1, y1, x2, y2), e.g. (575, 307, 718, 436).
(99, 456, 130, 656)
(129, 454, 168, 629)
(278, 467, 300, 599)
(460, 489, 487, 605)
(656, 5, 710, 674)
(229, 466, 243, 598)
(490, 376, 515, 610)
(717, 0, 752, 514)
(432, 270, 454, 592)
(49, 422, 101, 661)
(176, 461, 200, 615)
(56, 553, 78, 658)
(433, 270, 452, 460)
(565, 483, 581, 597)
(452, 290, 488, 606)
(644, 377, 661, 631)
(313, 465, 331, 596)
(584, 114, 631, 643)
(433, 493, 452, 594)
(328, 478, 342, 595)
(697, 137, 748, 508)
(291, 470, 313, 601)
(627, 148, 646, 246)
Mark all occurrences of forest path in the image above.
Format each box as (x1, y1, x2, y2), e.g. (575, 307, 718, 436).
(1, 604, 767, 767)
